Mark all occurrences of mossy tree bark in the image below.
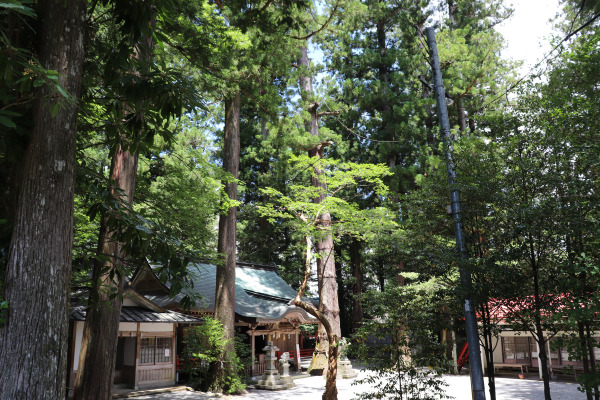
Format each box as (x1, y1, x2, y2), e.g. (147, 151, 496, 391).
(73, 17, 153, 400)
(209, 91, 241, 392)
(293, 235, 339, 400)
(0, 1, 86, 398)
(73, 147, 138, 400)
(298, 46, 341, 400)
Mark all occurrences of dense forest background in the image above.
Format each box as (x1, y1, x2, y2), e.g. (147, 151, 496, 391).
(1, 1, 600, 399)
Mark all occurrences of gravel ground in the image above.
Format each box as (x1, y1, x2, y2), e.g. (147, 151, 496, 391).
(131, 372, 587, 400)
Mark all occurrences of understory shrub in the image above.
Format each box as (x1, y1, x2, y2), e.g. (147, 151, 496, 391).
(182, 316, 246, 394)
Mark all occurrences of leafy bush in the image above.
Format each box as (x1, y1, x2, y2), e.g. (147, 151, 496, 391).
(351, 281, 452, 400)
(182, 316, 246, 394)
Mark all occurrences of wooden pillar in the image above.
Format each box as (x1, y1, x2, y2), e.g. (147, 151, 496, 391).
(67, 321, 76, 392)
(251, 330, 255, 376)
(295, 330, 301, 372)
(172, 324, 176, 383)
(135, 323, 140, 389)
(295, 331, 299, 352)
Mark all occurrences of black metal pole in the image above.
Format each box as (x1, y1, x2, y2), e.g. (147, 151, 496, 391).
(425, 27, 486, 400)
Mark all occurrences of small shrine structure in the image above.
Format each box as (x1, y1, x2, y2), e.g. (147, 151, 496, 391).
(132, 261, 318, 375)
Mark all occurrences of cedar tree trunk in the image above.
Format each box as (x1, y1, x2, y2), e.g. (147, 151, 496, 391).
(73, 147, 138, 400)
(298, 47, 340, 400)
(293, 236, 339, 400)
(209, 91, 241, 391)
(74, 16, 154, 398)
(0, 1, 86, 398)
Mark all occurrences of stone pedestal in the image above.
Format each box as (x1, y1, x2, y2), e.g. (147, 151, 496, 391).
(256, 341, 288, 390)
(338, 359, 358, 379)
(279, 352, 296, 388)
(338, 338, 358, 379)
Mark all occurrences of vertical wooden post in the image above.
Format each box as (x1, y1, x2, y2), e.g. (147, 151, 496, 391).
(251, 330, 256, 376)
(172, 324, 176, 383)
(68, 322, 76, 392)
(134, 323, 140, 390)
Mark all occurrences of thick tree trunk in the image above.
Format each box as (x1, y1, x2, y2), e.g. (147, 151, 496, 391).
(210, 91, 241, 391)
(73, 147, 138, 400)
(294, 236, 338, 400)
(298, 47, 340, 399)
(74, 15, 154, 398)
(0, 1, 85, 399)
(314, 218, 340, 362)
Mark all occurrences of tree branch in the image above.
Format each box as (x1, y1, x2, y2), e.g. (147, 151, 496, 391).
(291, 0, 340, 41)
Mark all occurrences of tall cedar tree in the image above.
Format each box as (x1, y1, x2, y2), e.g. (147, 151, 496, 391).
(298, 47, 341, 400)
(0, 1, 86, 398)
(210, 92, 241, 391)
(319, 0, 432, 304)
(73, 12, 153, 400)
(209, 1, 311, 388)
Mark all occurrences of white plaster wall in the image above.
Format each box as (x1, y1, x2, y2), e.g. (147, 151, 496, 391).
(140, 322, 172, 332)
(120, 322, 137, 331)
(73, 321, 84, 370)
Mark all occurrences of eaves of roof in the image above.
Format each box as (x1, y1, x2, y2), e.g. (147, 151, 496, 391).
(70, 305, 202, 324)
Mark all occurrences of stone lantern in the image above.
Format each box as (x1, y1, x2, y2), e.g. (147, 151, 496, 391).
(256, 341, 289, 390)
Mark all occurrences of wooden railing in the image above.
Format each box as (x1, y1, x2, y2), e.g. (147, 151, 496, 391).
(245, 361, 280, 376)
(276, 348, 315, 361)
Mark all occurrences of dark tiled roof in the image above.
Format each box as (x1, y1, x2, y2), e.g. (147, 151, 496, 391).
(144, 263, 317, 323)
(70, 305, 202, 323)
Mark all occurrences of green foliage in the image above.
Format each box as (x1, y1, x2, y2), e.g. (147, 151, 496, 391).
(73, 150, 207, 309)
(182, 317, 246, 394)
(318, 0, 431, 197)
(300, 322, 318, 336)
(258, 153, 395, 241)
(135, 114, 224, 257)
(351, 280, 451, 400)
(234, 328, 252, 377)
